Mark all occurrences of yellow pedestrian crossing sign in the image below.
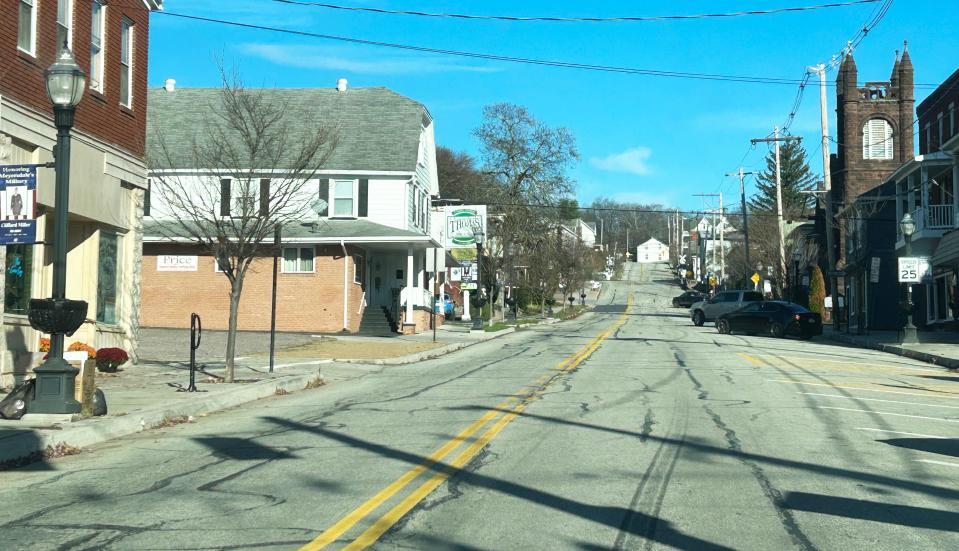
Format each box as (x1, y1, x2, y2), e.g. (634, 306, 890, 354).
(751, 273, 761, 285)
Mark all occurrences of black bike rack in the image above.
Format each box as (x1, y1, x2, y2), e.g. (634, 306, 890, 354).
(187, 313, 202, 392)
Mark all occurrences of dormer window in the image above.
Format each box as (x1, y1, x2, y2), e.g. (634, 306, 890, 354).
(333, 180, 356, 217)
(863, 119, 893, 160)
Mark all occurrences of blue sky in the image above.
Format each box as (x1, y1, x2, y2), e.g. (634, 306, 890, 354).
(149, 1, 959, 212)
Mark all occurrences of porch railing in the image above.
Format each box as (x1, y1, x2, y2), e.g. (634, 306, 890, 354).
(399, 286, 433, 308)
(925, 204, 954, 230)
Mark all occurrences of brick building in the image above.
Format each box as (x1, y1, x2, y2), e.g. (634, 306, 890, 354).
(142, 84, 445, 335)
(1, 0, 163, 386)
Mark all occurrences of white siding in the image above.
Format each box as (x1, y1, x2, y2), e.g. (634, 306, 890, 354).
(366, 177, 408, 229)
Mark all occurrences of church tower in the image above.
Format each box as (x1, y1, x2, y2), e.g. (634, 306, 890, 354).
(831, 42, 915, 262)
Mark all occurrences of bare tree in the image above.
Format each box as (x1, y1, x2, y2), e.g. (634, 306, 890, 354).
(149, 69, 338, 382)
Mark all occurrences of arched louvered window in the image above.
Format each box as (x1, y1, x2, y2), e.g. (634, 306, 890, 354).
(863, 119, 894, 160)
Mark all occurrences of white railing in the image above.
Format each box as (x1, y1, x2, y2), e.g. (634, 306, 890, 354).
(926, 204, 954, 229)
(400, 287, 433, 308)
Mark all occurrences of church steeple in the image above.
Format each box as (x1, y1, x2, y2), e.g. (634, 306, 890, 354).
(898, 40, 914, 101)
(890, 50, 900, 88)
(837, 51, 858, 95)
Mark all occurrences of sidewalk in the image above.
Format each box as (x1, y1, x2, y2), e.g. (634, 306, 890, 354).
(823, 327, 959, 370)
(0, 320, 537, 467)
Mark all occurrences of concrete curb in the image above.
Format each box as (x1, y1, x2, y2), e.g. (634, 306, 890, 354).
(335, 327, 518, 366)
(0, 366, 324, 467)
(822, 332, 959, 370)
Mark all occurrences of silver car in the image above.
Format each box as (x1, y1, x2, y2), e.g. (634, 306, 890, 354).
(689, 290, 764, 326)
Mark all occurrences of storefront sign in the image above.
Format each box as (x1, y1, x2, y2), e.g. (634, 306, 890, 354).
(157, 255, 199, 272)
(450, 267, 463, 282)
(869, 257, 881, 283)
(444, 206, 487, 248)
(0, 165, 38, 245)
(460, 282, 478, 290)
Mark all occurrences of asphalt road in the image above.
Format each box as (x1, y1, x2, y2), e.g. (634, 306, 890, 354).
(2, 263, 959, 550)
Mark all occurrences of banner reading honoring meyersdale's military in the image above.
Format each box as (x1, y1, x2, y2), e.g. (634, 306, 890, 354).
(0, 165, 38, 245)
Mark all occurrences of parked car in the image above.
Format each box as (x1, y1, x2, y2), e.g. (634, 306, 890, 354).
(716, 301, 822, 339)
(672, 291, 704, 308)
(689, 290, 764, 326)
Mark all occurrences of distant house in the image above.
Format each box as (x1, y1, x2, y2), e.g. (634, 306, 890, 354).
(636, 238, 669, 263)
(141, 83, 443, 335)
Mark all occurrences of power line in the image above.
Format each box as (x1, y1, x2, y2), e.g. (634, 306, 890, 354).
(270, 0, 882, 23)
(159, 10, 941, 89)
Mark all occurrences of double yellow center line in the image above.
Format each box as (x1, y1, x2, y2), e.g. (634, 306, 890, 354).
(301, 295, 633, 550)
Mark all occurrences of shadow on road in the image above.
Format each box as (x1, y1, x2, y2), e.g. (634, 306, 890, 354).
(781, 492, 959, 533)
(0, 428, 53, 471)
(193, 437, 298, 461)
(878, 438, 959, 459)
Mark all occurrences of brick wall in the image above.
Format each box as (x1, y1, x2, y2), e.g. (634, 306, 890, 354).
(141, 244, 368, 333)
(0, 0, 151, 157)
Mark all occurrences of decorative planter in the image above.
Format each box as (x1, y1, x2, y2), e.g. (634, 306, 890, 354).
(27, 298, 88, 336)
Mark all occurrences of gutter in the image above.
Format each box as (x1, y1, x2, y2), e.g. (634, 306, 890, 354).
(341, 240, 349, 332)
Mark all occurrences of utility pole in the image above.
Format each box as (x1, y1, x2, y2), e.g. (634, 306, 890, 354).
(811, 63, 840, 331)
(693, 193, 720, 285)
(751, 129, 802, 297)
(600, 218, 604, 252)
(718, 192, 725, 286)
(726, 167, 757, 287)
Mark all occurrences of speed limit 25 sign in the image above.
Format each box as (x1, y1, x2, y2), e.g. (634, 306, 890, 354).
(898, 257, 929, 283)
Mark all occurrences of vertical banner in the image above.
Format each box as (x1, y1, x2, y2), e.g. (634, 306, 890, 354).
(0, 165, 38, 244)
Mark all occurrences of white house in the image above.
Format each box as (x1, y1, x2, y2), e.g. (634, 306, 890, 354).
(636, 238, 669, 263)
(141, 82, 444, 334)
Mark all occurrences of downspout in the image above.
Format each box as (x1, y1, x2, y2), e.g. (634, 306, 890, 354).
(341, 240, 349, 331)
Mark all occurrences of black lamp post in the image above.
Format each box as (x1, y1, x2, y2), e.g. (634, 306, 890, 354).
(27, 45, 88, 414)
(900, 213, 918, 344)
(792, 250, 802, 303)
(471, 226, 486, 330)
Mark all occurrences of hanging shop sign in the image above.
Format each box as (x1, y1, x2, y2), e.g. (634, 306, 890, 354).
(0, 165, 38, 245)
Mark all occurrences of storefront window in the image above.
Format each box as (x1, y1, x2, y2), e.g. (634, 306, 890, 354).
(4, 245, 33, 315)
(97, 232, 119, 324)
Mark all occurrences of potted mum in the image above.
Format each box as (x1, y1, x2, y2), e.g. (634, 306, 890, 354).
(95, 348, 129, 373)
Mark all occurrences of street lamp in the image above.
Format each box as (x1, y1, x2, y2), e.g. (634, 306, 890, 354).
(792, 250, 802, 303)
(900, 213, 918, 344)
(471, 226, 486, 330)
(27, 45, 87, 414)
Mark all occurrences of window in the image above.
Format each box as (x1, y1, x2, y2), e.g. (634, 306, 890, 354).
(938, 113, 945, 150)
(924, 123, 932, 155)
(739, 303, 762, 313)
(862, 119, 893, 159)
(119, 18, 134, 107)
(90, 1, 105, 92)
(57, 0, 73, 48)
(951, 103, 957, 139)
(282, 247, 315, 273)
(18, 0, 36, 54)
(259, 179, 270, 216)
(715, 293, 737, 303)
(353, 254, 364, 284)
(333, 180, 355, 217)
(743, 292, 764, 302)
(97, 233, 119, 324)
(4, 245, 33, 315)
(220, 179, 231, 217)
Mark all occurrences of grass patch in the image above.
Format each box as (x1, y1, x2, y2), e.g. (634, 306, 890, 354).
(267, 339, 445, 360)
(153, 415, 195, 429)
(558, 305, 589, 321)
(484, 322, 512, 332)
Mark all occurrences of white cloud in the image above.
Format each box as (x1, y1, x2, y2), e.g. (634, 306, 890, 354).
(240, 43, 501, 76)
(589, 147, 653, 176)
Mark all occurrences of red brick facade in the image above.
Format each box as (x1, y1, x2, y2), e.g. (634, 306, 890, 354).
(141, 244, 369, 333)
(0, 0, 151, 157)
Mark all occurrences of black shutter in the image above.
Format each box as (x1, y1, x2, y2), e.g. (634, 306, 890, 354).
(220, 179, 231, 217)
(318, 179, 330, 216)
(259, 178, 270, 216)
(358, 179, 369, 217)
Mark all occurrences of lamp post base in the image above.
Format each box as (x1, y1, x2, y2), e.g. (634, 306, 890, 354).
(900, 323, 919, 345)
(31, 357, 81, 414)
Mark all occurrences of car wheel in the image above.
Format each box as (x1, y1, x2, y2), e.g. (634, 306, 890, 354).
(717, 319, 730, 334)
(770, 322, 786, 338)
(692, 311, 705, 327)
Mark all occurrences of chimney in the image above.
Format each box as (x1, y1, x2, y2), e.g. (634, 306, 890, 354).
(164, 78, 176, 92)
(336, 78, 348, 92)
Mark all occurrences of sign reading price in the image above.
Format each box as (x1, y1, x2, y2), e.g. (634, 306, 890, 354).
(898, 257, 930, 283)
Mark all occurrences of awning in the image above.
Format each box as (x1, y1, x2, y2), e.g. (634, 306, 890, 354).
(933, 228, 959, 266)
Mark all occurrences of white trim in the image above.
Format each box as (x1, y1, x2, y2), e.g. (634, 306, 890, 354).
(119, 18, 134, 109)
(90, 0, 106, 93)
(144, 235, 439, 246)
(142, 0, 164, 10)
(148, 168, 415, 177)
(57, 0, 74, 50)
(17, 0, 38, 57)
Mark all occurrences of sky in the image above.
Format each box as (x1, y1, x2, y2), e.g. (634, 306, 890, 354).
(149, 1, 959, 213)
